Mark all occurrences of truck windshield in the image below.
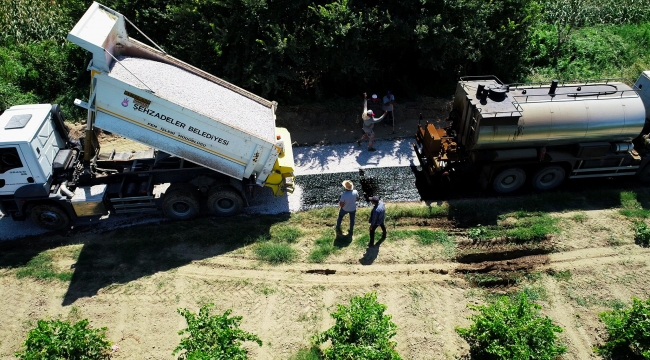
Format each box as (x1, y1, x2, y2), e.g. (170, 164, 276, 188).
(0, 147, 23, 174)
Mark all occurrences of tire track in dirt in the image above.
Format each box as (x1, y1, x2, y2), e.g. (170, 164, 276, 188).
(545, 279, 598, 359)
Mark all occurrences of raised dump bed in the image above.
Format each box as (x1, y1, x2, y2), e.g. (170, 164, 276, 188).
(68, 1, 294, 195)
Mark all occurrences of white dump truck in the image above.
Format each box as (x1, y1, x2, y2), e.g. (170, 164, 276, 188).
(0, 2, 295, 230)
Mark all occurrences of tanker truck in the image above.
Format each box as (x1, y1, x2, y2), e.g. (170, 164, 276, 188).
(0, 2, 295, 230)
(414, 72, 650, 193)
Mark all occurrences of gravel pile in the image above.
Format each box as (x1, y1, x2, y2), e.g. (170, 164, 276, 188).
(247, 139, 422, 214)
(109, 57, 276, 142)
(292, 138, 417, 175)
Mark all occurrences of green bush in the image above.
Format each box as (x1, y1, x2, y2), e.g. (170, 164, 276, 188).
(312, 292, 401, 360)
(174, 304, 262, 360)
(634, 221, 650, 247)
(597, 298, 650, 358)
(456, 293, 567, 360)
(15, 319, 111, 360)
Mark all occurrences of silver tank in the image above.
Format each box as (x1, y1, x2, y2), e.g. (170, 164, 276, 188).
(456, 78, 647, 150)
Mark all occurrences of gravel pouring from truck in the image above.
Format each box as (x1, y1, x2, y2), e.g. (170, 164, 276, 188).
(414, 72, 650, 193)
(0, 2, 295, 231)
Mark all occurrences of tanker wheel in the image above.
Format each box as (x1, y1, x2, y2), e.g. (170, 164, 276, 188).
(162, 186, 200, 220)
(207, 187, 243, 216)
(492, 167, 526, 194)
(532, 165, 566, 191)
(30, 204, 71, 231)
(640, 164, 650, 184)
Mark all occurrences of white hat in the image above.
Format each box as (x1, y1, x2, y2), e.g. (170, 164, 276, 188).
(371, 94, 378, 99)
(366, 110, 374, 116)
(342, 180, 354, 190)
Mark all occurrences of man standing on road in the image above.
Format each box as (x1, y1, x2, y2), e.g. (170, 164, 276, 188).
(336, 180, 360, 234)
(383, 90, 395, 130)
(367, 94, 383, 120)
(357, 93, 387, 152)
(368, 196, 386, 247)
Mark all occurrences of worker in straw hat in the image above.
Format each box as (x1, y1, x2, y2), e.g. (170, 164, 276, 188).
(335, 180, 360, 233)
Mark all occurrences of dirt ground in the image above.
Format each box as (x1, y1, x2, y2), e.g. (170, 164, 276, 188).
(2, 206, 650, 359)
(3, 99, 650, 359)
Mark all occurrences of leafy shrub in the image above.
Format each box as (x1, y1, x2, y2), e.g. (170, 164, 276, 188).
(467, 225, 491, 240)
(456, 293, 567, 359)
(597, 298, 650, 358)
(312, 292, 401, 360)
(634, 221, 650, 247)
(174, 304, 262, 360)
(15, 319, 111, 359)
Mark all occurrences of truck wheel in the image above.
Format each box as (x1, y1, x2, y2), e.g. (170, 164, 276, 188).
(640, 164, 650, 183)
(30, 204, 71, 231)
(162, 187, 200, 220)
(207, 187, 243, 216)
(532, 165, 566, 191)
(492, 168, 526, 194)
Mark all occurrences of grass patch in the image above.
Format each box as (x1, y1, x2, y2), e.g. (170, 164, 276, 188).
(308, 234, 338, 263)
(254, 242, 296, 264)
(521, 285, 548, 302)
(270, 224, 303, 243)
(413, 229, 450, 246)
(15, 252, 73, 282)
(571, 213, 588, 223)
(619, 191, 650, 218)
(550, 270, 572, 281)
(466, 212, 558, 242)
(289, 347, 322, 360)
(386, 204, 449, 220)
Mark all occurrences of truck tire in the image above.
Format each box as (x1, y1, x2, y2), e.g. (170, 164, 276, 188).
(30, 204, 71, 231)
(207, 187, 243, 216)
(162, 186, 200, 220)
(492, 167, 526, 194)
(640, 164, 650, 183)
(532, 165, 566, 191)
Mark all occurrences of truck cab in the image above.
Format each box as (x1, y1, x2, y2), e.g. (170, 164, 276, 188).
(0, 104, 79, 227)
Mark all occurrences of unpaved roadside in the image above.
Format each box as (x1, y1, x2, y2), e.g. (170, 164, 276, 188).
(1, 208, 650, 359)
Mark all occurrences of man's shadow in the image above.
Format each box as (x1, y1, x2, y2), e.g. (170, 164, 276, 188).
(333, 229, 353, 248)
(359, 234, 386, 265)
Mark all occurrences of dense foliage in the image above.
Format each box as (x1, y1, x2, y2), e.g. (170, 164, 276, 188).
(456, 293, 567, 359)
(312, 292, 401, 359)
(597, 298, 650, 358)
(1, 0, 650, 114)
(174, 304, 262, 360)
(15, 319, 111, 360)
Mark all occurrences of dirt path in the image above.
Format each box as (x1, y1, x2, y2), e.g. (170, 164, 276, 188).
(2, 221, 650, 359)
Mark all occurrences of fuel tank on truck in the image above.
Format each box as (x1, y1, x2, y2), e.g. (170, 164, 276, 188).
(453, 76, 646, 151)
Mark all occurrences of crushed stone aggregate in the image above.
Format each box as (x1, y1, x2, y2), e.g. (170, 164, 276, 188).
(109, 56, 276, 142)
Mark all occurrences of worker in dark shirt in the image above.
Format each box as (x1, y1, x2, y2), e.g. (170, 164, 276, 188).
(368, 196, 386, 247)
